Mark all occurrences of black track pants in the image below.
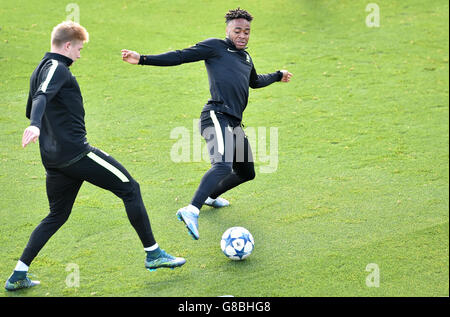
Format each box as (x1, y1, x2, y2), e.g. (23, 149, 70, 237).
(190, 111, 255, 209)
(19, 147, 156, 266)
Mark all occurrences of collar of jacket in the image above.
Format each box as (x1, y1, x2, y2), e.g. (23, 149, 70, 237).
(44, 52, 74, 67)
(224, 37, 248, 51)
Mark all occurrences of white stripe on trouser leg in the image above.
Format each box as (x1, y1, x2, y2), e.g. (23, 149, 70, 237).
(86, 152, 130, 182)
(210, 110, 224, 155)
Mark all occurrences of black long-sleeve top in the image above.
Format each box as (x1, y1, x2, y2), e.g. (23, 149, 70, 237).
(139, 38, 282, 120)
(26, 52, 90, 168)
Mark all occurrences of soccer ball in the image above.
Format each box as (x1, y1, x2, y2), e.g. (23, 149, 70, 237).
(220, 227, 254, 260)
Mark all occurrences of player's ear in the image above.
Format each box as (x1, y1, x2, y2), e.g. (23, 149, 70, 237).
(225, 21, 232, 36)
(63, 41, 71, 52)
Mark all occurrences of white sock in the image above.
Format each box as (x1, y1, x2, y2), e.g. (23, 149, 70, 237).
(144, 243, 159, 252)
(14, 260, 29, 272)
(187, 204, 200, 215)
(205, 197, 215, 204)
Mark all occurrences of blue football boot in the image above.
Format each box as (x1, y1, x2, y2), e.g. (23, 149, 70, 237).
(5, 271, 40, 291)
(204, 197, 230, 208)
(145, 249, 186, 271)
(176, 206, 199, 240)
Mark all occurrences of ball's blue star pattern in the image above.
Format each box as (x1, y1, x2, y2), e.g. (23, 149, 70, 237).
(222, 229, 254, 260)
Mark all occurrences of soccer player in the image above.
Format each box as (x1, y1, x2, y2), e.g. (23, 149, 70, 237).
(5, 21, 185, 291)
(121, 8, 293, 240)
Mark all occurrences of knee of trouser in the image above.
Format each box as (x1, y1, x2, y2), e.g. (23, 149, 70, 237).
(234, 162, 256, 181)
(245, 167, 256, 181)
(121, 178, 141, 201)
(238, 165, 255, 181)
(211, 161, 233, 176)
(130, 179, 141, 195)
(45, 209, 72, 225)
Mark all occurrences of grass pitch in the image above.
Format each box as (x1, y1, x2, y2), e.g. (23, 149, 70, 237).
(0, 0, 448, 297)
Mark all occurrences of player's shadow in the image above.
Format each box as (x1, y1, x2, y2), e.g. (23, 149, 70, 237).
(199, 205, 225, 215)
(3, 288, 37, 297)
(199, 205, 237, 234)
(143, 273, 190, 291)
(222, 258, 254, 268)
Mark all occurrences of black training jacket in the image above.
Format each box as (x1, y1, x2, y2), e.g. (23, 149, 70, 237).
(139, 38, 283, 120)
(26, 52, 90, 168)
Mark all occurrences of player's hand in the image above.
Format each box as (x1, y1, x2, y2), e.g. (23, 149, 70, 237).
(22, 125, 40, 148)
(280, 70, 293, 82)
(121, 49, 140, 64)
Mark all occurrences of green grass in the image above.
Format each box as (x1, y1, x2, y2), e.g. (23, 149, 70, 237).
(0, 0, 448, 297)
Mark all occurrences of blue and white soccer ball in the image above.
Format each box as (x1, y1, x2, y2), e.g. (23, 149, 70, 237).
(221, 227, 254, 260)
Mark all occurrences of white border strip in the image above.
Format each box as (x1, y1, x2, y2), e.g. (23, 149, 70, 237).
(87, 152, 130, 182)
(210, 110, 224, 155)
(41, 59, 58, 93)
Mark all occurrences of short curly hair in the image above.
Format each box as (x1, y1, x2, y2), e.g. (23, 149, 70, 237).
(225, 7, 253, 24)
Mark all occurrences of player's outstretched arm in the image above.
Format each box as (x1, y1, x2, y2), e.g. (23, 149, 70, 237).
(250, 67, 293, 89)
(121, 40, 217, 67)
(280, 70, 293, 82)
(121, 49, 140, 64)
